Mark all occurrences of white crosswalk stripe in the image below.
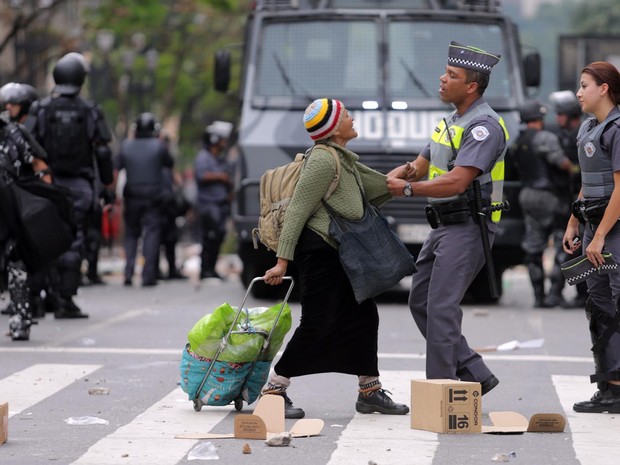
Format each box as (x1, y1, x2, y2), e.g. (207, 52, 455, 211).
(327, 370, 437, 465)
(70, 387, 229, 465)
(4, 364, 620, 464)
(553, 375, 620, 465)
(0, 364, 101, 417)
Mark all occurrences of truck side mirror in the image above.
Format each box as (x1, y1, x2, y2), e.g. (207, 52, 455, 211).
(523, 52, 541, 88)
(214, 50, 231, 92)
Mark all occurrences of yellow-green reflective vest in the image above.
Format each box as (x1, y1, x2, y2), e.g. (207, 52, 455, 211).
(428, 102, 508, 222)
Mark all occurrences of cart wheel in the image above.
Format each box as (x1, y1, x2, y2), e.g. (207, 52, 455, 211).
(193, 399, 203, 412)
(234, 398, 243, 411)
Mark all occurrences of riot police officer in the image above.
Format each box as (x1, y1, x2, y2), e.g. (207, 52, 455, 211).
(114, 113, 173, 286)
(0, 82, 38, 123)
(513, 100, 575, 308)
(1, 95, 51, 340)
(549, 90, 588, 308)
(26, 52, 114, 318)
(1, 82, 54, 319)
(194, 121, 234, 280)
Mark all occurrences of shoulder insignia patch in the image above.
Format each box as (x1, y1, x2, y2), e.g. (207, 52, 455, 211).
(471, 125, 490, 141)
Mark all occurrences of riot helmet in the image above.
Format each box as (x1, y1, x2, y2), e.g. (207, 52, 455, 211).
(202, 121, 233, 147)
(134, 112, 160, 138)
(519, 99, 547, 123)
(549, 90, 582, 119)
(0, 82, 38, 121)
(52, 52, 89, 96)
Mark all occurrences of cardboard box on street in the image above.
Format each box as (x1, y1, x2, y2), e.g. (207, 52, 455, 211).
(411, 380, 481, 434)
(410, 380, 566, 435)
(1, 403, 8, 445)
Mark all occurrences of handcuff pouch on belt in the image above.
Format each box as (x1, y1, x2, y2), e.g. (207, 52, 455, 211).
(425, 197, 471, 229)
(572, 198, 609, 226)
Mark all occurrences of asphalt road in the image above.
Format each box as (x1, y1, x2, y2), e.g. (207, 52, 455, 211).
(0, 256, 617, 465)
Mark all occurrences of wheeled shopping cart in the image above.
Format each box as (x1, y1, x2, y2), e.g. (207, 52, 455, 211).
(179, 276, 294, 412)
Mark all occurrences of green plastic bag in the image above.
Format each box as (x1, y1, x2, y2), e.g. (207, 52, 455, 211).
(187, 302, 292, 362)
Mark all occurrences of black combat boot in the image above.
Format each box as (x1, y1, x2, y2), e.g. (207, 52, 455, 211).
(54, 295, 89, 319)
(573, 385, 620, 413)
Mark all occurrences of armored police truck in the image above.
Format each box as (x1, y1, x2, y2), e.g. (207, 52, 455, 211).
(215, 0, 540, 300)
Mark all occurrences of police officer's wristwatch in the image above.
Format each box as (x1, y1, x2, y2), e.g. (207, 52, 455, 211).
(403, 182, 413, 197)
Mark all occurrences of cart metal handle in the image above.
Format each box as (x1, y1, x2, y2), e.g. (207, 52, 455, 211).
(192, 276, 295, 407)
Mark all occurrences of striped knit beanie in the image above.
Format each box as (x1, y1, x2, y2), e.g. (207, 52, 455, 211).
(303, 98, 345, 141)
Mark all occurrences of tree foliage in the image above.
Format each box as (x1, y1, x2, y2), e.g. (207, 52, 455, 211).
(82, 0, 249, 165)
(571, 0, 620, 34)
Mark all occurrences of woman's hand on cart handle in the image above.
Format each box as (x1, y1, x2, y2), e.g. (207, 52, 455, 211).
(264, 258, 289, 286)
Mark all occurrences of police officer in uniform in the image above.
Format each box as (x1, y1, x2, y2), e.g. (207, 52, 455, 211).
(114, 113, 173, 286)
(387, 41, 504, 392)
(563, 61, 620, 413)
(26, 52, 114, 318)
(1, 90, 51, 340)
(549, 90, 588, 308)
(194, 121, 234, 280)
(512, 100, 575, 308)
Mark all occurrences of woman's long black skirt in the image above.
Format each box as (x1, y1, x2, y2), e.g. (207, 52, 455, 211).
(274, 228, 380, 378)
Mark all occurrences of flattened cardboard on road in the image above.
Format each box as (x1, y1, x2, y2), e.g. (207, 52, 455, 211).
(411, 380, 565, 434)
(482, 411, 566, 434)
(175, 394, 324, 440)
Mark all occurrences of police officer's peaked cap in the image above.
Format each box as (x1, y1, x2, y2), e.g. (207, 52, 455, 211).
(519, 99, 547, 123)
(53, 52, 89, 96)
(447, 41, 500, 75)
(549, 90, 582, 118)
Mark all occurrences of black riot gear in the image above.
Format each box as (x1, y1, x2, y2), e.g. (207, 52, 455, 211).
(134, 112, 160, 138)
(550, 90, 582, 119)
(519, 99, 547, 123)
(0, 83, 38, 120)
(512, 129, 552, 190)
(52, 52, 89, 96)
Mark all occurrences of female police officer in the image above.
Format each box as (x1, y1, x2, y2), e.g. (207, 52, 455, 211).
(562, 61, 620, 413)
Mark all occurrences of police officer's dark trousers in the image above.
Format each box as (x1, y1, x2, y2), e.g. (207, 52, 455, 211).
(409, 218, 495, 381)
(198, 203, 228, 278)
(582, 220, 620, 389)
(123, 196, 161, 285)
(51, 176, 94, 299)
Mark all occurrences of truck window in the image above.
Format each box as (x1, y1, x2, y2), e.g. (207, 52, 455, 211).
(254, 20, 379, 106)
(388, 21, 510, 101)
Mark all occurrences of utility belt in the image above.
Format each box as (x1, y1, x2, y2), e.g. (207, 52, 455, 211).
(425, 197, 488, 229)
(572, 198, 609, 226)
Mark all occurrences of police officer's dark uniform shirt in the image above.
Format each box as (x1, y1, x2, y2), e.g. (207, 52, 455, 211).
(194, 147, 233, 219)
(115, 137, 173, 196)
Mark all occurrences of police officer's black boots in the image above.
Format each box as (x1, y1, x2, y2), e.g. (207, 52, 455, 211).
(573, 384, 620, 413)
(54, 295, 89, 319)
(30, 295, 46, 319)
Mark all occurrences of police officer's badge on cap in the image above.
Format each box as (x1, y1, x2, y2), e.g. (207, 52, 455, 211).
(447, 41, 500, 75)
(304, 98, 345, 141)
